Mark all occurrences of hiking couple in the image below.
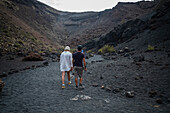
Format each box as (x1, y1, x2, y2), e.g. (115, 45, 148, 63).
(60, 45, 87, 89)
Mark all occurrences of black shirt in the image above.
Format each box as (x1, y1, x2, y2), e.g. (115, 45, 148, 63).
(73, 52, 85, 67)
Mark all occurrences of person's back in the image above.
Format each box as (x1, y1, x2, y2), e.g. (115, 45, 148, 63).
(73, 52, 84, 68)
(60, 51, 72, 72)
(72, 45, 87, 89)
(60, 46, 73, 89)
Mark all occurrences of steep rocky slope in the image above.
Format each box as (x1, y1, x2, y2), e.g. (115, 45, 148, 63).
(0, 0, 156, 56)
(83, 0, 170, 52)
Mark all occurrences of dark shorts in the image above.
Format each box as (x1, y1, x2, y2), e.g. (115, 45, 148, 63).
(74, 66, 83, 78)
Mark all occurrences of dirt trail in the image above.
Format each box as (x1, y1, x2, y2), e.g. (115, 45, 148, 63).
(0, 55, 169, 113)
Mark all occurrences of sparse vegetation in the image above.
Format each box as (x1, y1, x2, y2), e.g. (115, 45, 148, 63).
(98, 45, 115, 54)
(87, 50, 93, 54)
(148, 45, 155, 51)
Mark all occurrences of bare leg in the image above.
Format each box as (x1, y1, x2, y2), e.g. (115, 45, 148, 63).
(67, 71, 70, 82)
(80, 77, 83, 85)
(75, 78, 78, 86)
(62, 72, 65, 84)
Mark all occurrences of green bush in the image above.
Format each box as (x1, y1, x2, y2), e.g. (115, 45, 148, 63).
(98, 45, 115, 54)
(148, 45, 155, 51)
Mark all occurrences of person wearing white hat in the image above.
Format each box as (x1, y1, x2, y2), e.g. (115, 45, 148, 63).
(60, 46, 73, 89)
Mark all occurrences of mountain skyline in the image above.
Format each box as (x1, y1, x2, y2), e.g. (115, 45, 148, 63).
(37, 0, 152, 12)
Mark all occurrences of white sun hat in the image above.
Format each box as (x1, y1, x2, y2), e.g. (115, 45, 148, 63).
(65, 46, 70, 51)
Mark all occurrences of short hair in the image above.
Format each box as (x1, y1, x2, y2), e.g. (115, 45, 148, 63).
(77, 45, 82, 51)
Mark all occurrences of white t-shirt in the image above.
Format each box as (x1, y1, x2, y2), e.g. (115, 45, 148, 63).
(60, 51, 73, 72)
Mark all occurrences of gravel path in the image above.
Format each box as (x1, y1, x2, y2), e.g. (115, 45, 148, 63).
(0, 55, 169, 113)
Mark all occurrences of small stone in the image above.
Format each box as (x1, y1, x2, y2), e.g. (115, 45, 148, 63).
(124, 47, 129, 52)
(105, 87, 112, 92)
(13, 70, 19, 73)
(89, 53, 94, 57)
(118, 50, 124, 54)
(100, 76, 103, 79)
(85, 56, 89, 59)
(106, 64, 111, 67)
(92, 84, 99, 87)
(112, 88, 121, 93)
(101, 85, 105, 89)
(149, 90, 157, 97)
(126, 91, 135, 98)
(87, 72, 92, 75)
(91, 61, 95, 63)
(111, 56, 116, 60)
(135, 77, 140, 80)
(8, 72, 13, 75)
(156, 98, 163, 104)
(124, 53, 130, 57)
(2, 72, 8, 77)
(168, 98, 170, 103)
(43, 61, 48, 66)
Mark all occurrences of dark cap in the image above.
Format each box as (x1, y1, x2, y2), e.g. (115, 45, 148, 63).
(77, 45, 83, 51)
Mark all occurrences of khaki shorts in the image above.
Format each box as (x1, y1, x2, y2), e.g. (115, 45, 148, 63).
(74, 66, 83, 78)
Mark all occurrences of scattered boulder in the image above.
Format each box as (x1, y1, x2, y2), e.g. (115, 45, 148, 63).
(23, 52, 43, 61)
(126, 91, 135, 98)
(156, 98, 163, 104)
(0, 79, 4, 92)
